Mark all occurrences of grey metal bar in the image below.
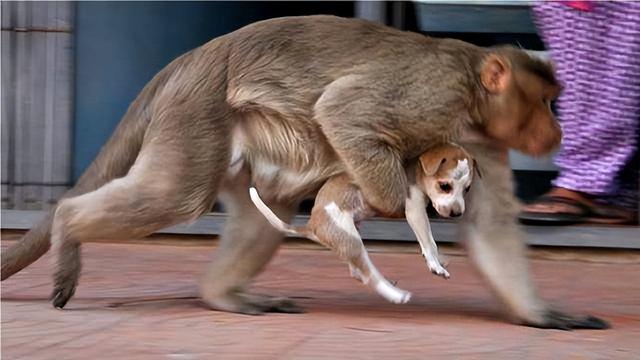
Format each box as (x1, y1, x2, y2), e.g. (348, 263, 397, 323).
(354, 1, 387, 24)
(2, 210, 637, 249)
(1, 27, 73, 33)
(413, 2, 537, 34)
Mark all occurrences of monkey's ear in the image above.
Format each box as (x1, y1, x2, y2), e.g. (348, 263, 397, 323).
(419, 153, 445, 176)
(480, 54, 511, 94)
(473, 159, 483, 179)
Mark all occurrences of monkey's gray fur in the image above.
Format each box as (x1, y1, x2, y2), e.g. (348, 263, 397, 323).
(1, 16, 606, 329)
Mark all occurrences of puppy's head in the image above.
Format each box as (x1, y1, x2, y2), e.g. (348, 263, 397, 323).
(417, 144, 477, 218)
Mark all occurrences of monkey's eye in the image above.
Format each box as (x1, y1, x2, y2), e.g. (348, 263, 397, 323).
(439, 182, 452, 193)
(464, 186, 471, 194)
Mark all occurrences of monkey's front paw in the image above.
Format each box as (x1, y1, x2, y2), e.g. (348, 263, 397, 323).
(526, 309, 610, 330)
(424, 255, 450, 279)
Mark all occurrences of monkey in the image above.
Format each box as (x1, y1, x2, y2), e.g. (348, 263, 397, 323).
(1, 15, 607, 329)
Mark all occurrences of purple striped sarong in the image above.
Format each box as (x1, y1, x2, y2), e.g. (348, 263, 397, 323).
(532, 1, 640, 209)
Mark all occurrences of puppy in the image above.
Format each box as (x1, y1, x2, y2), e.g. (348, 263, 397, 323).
(249, 143, 476, 304)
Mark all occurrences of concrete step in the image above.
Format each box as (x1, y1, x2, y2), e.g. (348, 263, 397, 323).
(2, 209, 638, 249)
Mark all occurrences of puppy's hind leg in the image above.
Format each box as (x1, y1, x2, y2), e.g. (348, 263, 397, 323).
(316, 202, 411, 304)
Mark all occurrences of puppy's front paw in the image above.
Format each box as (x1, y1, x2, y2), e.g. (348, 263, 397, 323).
(424, 255, 450, 279)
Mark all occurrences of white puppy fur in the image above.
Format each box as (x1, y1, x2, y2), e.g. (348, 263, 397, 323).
(426, 159, 471, 218)
(249, 143, 475, 304)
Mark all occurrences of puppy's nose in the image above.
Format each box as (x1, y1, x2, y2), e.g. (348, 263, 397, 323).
(450, 211, 462, 218)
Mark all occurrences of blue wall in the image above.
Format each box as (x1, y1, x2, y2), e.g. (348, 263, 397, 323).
(73, 1, 353, 180)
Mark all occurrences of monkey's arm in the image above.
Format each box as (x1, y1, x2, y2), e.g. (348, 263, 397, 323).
(404, 186, 450, 279)
(459, 142, 608, 329)
(338, 138, 406, 216)
(314, 74, 409, 215)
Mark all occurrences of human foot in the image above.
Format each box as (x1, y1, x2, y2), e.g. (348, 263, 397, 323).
(519, 187, 637, 225)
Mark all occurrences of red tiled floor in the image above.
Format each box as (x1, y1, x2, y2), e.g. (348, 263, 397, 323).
(2, 239, 639, 359)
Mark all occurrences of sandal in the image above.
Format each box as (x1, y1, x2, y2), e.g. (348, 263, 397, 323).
(519, 188, 638, 225)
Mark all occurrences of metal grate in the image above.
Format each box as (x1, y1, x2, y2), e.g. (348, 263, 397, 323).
(1, 1, 74, 210)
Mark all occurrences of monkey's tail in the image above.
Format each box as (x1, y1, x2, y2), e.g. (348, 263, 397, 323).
(249, 187, 309, 238)
(1, 52, 193, 281)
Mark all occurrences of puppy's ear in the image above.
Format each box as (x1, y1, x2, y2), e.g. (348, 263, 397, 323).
(473, 159, 483, 179)
(419, 153, 446, 176)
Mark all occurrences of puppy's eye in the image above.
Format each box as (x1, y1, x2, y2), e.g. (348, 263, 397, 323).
(464, 186, 471, 194)
(439, 182, 452, 193)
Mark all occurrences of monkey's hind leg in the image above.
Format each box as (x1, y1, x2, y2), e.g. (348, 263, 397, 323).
(51, 105, 232, 309)
(200, 170, 302, 315)
(315, 202, 412, 304)
(50, 227, 80, 308)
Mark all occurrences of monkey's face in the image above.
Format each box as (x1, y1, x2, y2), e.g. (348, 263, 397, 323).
(492, 72, 562, 156)
(418, 146, 474, 218)
(479, 54, 563, 156)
